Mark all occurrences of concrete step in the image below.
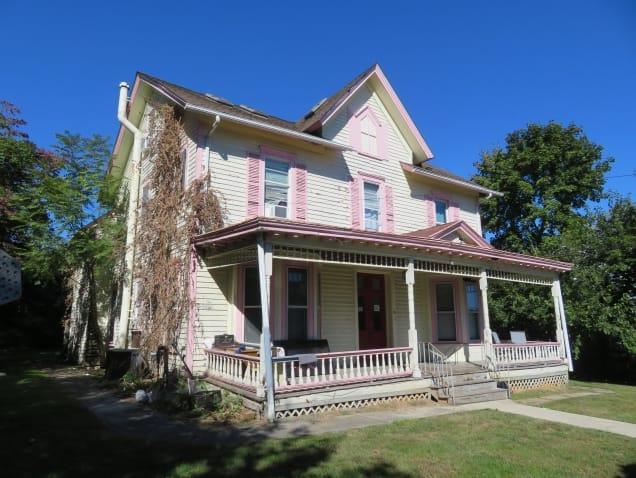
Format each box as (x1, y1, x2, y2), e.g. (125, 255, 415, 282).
(446, 372, 490, 385)
(451, 388, 509, 405)
(449, 380, 500, 397)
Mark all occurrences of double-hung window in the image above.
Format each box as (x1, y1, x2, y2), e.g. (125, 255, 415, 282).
(465, 281, 481, 341)
(435, 199, 448, 225)
(435, 283, 457, 341)
(264, 158, 290, 218)
(287, 268, 308, 340)
(360, 115, 378, 156)
(364, 182, 380, 231)
(243, 267, 262, 343)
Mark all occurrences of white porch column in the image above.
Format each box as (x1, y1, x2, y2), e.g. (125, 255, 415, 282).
(257, 234, 275, 421)
(406, 259, 421, 378)
(553, 279, 574, 372)
(478, 269, 492, 346)
(551, 281, 565, 356)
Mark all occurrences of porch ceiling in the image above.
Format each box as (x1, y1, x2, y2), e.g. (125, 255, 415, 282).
(193, 217, 572, 275)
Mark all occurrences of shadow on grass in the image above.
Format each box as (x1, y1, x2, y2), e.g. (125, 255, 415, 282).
(0, 349, 412, 477)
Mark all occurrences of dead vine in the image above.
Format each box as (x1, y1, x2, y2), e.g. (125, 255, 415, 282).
(135, 104, 224, 361)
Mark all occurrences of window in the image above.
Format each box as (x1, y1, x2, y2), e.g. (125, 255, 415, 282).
(465, 281, 480, 341)
(435, 283, 456, 341)
(264, 158, 289, 218)
(435, 199, 447, 225)
(243, 267, 262, 343)
(364, 182, 380, 231)
(360, 115, 377, 156)
(287, 268, 308, 340)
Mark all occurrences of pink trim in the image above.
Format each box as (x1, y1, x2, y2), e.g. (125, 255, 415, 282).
(295, 164, 308, 221)
(350, 176, 362, 229)
(349, 106, 388, 160)
(186, 246, 197, 371)
(258, 145, 299, 220)
(429, 221, 492, 249)
(320, 65, 433, 160)
(384, 185, 395, 233)
(246, 152, 264, 217)
(193, 217, 573, 272)
(430, 278, 462, 344)
(357, 172, 393, 233)
(281, 262, 315, 340)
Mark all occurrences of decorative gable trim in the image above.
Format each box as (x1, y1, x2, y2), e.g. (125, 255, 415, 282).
(429, 221, 492, 248)
(347, 105, 388, 160)
(320, 65, 434, 161)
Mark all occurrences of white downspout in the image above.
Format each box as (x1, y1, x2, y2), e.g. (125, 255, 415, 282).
(116, 82, 144, 349)
(204, 115, 221, 182)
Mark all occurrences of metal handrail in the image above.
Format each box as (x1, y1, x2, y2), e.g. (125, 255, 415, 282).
(420, 342, 454, 403)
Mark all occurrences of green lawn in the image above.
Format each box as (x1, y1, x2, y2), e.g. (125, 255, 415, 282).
(1, 350, 634, 478)
(513, 380, 636, 424)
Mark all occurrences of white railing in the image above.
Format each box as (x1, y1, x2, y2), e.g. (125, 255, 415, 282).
(419, 342, 454, 402)
(492, 342, 563, 366)
(272, 347, 413, 393)
(205, 348, 261, 391)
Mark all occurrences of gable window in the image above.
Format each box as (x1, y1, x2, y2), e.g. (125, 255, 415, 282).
(465, 281, 481, 341)
(264, 158, 289, 218)
(363, 182, 380, 231)
(435, 282, 457, 341)
(435, 199, 448, 225)
(287, 267, 308, 340)
(243, 267, 262, 343)
(360, 115, 377, 156)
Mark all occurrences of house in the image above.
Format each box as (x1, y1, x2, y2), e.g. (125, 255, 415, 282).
(108, 64, 573, 420)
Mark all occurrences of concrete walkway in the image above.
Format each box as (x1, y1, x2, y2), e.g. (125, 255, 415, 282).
(51, 366, 636, 441)
(462, 400, 636, 439)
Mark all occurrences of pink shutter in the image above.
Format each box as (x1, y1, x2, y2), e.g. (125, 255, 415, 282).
(449, 201, 460, 222)
(348, 110, 361, 150)
(377, 122, 388, 159)
(295, 164, 307, 221)
(425, 196, 435, 227)
(350, 177, 362, 229)
(383, 185, 395, 233)
(246, 155, 263, 217)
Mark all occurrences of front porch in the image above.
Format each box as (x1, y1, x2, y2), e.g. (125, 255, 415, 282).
(192, 217, 572, 420)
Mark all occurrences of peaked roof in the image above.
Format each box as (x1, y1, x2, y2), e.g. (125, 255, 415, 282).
(406, 220, 492, 248)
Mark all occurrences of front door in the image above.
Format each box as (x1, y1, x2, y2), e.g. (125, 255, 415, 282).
(357, 273, 387, 349)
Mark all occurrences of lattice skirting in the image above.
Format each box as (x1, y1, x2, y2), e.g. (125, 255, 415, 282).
(507, 373, 568, 393)
(275, 391, 432, 419)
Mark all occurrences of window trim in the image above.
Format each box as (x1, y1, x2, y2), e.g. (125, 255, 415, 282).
(430, 278, 462, 344)
(349, 106, 387, 160)
(363, 181, 381, 232)
(259, 145, 297, 220)
(463, 280, 483, 343)
(282, 262, 314, 340)
(264, 157, 291, 219)
(356, 171, 388, 232)
(435, 199, 448, 225)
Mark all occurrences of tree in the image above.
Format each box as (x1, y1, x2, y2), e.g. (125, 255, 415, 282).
(476, 122, 612, 253)
(474, 122, 634, 382)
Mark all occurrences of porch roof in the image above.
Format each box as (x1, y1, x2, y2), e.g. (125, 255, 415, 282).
(193, 217, 572, 273)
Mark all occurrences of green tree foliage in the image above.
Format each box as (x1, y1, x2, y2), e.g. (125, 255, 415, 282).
(475, 122, 634, 382)
(476, 122, 612, 253)
(0, 101, 120, 348)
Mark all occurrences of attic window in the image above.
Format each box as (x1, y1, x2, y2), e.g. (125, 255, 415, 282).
(435, 199, 448, 225)
(360, 115, 377, 156)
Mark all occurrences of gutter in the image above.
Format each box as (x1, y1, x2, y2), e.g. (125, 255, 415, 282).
(116, 81, 144, 349)
(403, 162, 503, 197)
(184, 104, 351, 151)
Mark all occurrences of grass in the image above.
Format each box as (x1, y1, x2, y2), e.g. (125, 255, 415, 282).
(513, 380, 636, 424)
(0, 350, 634, 477)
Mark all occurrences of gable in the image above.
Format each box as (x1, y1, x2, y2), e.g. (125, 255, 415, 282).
(316, 65, 433, 163)
(406, 221, 491, 249)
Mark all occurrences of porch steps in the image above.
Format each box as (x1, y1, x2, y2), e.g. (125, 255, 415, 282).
(433, 367, 509, 405)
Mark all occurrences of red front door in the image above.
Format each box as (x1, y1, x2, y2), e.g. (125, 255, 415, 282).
(357, 273, 387, 350)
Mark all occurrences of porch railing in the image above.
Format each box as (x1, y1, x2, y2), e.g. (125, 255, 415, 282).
(272, 347, 413, 393)
(205, 348, 261, 391)
(491, 341, 562, 367)
(419, 342, 454, 402)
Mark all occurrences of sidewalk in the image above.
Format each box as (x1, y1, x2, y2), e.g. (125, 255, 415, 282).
(52, 366, 636, 441)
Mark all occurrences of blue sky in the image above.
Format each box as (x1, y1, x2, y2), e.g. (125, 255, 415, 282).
(3, 1, 635, 198)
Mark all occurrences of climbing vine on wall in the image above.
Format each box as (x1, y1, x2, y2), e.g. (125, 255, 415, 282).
(135, 104, 224, 361)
